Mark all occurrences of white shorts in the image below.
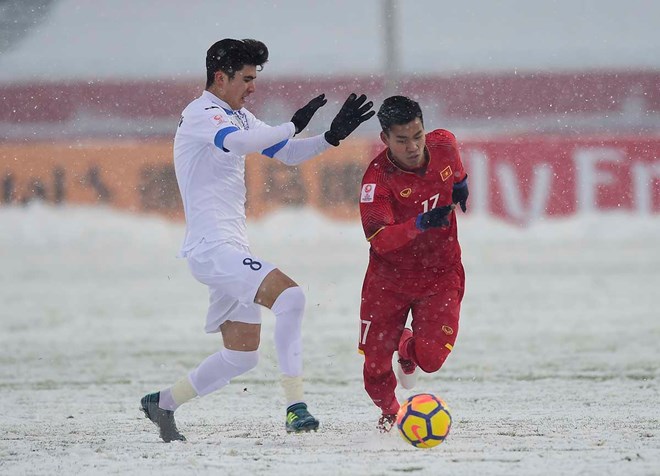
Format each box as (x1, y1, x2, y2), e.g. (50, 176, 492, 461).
(186, 240, 276, 333)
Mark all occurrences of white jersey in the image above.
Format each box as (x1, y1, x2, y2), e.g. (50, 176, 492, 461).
(173, 91, 295, 256)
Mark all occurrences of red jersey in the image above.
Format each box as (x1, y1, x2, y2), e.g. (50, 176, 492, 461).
(359, 129, 467, 282)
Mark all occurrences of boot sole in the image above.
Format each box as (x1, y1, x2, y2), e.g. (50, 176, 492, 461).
(286, 420, 320, 433)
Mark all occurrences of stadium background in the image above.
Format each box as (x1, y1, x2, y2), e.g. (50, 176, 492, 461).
(1, 0, 659, 224)
(1, 2, 659, 474)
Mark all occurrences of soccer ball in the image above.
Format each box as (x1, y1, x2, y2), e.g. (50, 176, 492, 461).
(396, 393, 452, 448)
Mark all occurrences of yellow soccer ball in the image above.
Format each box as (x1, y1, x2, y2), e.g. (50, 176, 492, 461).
(396, 393, 452, 448)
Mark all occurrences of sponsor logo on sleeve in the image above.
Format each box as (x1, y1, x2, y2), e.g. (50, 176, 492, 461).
(440, 165, 452, 182)
(360, 183, 376, 203)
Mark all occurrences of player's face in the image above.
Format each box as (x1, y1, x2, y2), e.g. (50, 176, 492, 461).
(381, 118, 426, 169)
(217, 65, 257, 110)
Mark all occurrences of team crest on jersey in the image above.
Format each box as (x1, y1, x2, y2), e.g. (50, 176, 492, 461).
(440, 165, 452, 182)
(400, 188, 412, 198)
(360, 183, 376, 203)
(442, 325, 454, 335)
(209, 114, 225, 127)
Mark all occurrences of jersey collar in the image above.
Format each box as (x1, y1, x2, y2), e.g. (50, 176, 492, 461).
(386, 147, 430, 176)
(202, 90, 239, 115)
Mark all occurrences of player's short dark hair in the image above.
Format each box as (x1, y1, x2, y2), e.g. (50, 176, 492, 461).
(206, 38, 269, 87)
(377, 96, 424, 133)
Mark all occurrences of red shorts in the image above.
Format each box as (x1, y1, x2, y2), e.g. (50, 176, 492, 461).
(358, 263, 465, 357)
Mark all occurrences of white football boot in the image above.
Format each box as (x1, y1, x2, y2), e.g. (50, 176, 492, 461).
(396, 328, 418, 390)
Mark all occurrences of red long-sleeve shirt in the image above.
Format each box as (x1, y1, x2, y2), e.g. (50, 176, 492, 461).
(359, 129, 467, 282)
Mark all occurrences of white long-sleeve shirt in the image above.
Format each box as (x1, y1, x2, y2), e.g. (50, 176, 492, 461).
(173, 90, 330, 256)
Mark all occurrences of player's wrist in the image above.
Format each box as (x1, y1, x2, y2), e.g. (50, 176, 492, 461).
(415, 213, 428, 231)
(324, 130, 340, 146)
(285, 122, 296, 137)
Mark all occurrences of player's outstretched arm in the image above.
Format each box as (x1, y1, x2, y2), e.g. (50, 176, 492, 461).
(324, 93, 375, 146)
(221, 95, 327, 156)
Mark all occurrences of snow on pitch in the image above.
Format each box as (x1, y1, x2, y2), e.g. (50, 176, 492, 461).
(0, 204, 658, 475)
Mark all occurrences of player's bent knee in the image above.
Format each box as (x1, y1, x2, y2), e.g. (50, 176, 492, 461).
(272, 286, 306, 315)
(189, 349, 260, 397)
(222, 348, 259, 373)
(256, 269, 299, 308)
(416, 342, 453, 373)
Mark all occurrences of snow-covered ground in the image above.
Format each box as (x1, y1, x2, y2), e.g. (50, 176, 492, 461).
(0, 204, 658, 475)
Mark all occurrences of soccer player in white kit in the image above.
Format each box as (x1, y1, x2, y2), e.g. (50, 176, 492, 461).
(140, 38, 375, 442)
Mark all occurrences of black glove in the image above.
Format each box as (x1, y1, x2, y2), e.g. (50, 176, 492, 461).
(416, 205, 454, 231)
(324, 93, 375, 146)
(291, 94, 327, 135)
(452, 175, 469, 212)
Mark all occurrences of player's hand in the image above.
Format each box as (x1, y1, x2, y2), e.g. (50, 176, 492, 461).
(324, 93, 375, 146)
(291, 94, 327, 135)
(452, 175, 469, 213)
(416, 205, 455, 230)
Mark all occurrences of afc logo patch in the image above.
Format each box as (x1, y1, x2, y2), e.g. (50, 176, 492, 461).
(360, 183, 376, 203)
(440, 166, 452, 182)
(209, 114, 225, 127)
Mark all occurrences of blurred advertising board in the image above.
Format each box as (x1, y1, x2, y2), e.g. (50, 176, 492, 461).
(1, 136, 658, 224)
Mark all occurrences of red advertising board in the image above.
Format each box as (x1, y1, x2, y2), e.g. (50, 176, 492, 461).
(462, 136, 660, 223)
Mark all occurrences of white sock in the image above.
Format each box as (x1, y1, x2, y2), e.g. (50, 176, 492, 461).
(281, 375, 304, 408)
(159, 376, 197, 411)
(187, 348, 259, 397)
(271, 286, 305, 377)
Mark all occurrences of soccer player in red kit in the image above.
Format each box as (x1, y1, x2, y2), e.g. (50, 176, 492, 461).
(358, 96, 469, 432)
